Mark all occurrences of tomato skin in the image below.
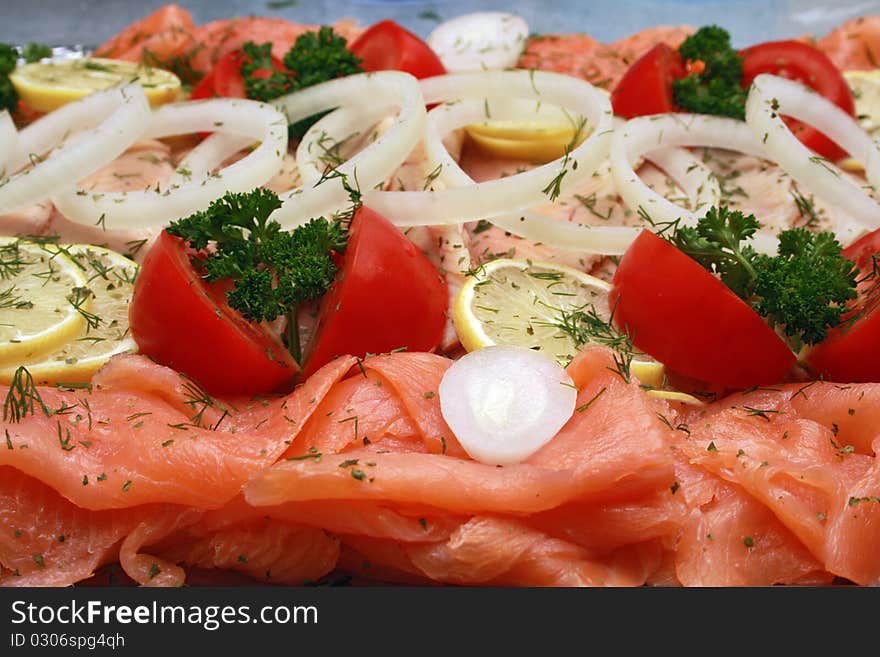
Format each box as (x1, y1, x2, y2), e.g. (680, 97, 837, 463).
(740, 40, 856, 161)
(806, 311, 880, 383)
(129, 232, 299, 395)
(610, 230, 796, 388)
(349, 20, 446, 79)
(611, 44, 686, 118)
(301, 205, 448, 378)
(805, 227, 880, 382)
(189, 69, 216, 100)
(842, 226, 880, 273)
(190, 48, 286, 100)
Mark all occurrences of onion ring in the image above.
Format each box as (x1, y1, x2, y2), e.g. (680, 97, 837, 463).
(363, 70, 614, 227)
(0, 111, 17, 176)
(745, 73, 880, 243)
(0, 85, 151, 215)
(610, 113, 763, 225)
(269, 71, 426, 228)
(295, 101, 396, 187)
(51, 97, 287, 229)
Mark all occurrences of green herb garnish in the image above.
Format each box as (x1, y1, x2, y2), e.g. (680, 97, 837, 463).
(668, 206, 858, 348)
(167, 188, 347, 363)
(672, 26, 747, 120)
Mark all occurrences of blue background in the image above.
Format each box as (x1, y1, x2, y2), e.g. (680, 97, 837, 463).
(1, 0, 879, 48)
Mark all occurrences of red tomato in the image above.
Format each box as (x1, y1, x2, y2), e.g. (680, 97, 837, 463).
(806, 228, 880, 382)
(349, 20, 446, 80)
(842, 226, 880, 273)
(189, 69, 216, 100)
(740, 40, 856, 161)
(129, 231, 299, 395)
(611, 44, 686, 118)
(189, 48, 286, 100)
(301, 205, 448, 378)
(610, 229, 796, 388)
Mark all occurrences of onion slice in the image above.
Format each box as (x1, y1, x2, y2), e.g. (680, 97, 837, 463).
(439, 345, 576, 466)
(174, 133, 255, 182)
(610, 113, 764, 226)
(296, 101, 396, 187)
(745, 73, 880, 243)
(51, 97, 288, 229)
(365, 70, 614, 227)
(0, 111, 16, 176)
(427, 12, 530, 73)
(0, 84, 150, 215)
(269, 71, 426, 229)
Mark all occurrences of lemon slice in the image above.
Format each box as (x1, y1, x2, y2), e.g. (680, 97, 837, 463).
(845, 69, 880, 134)
(0, 244, 139, 385)
(840, 70, 880, 171)
(645, 389, 705, 406)
(452, 258, 664, 386)
(10, 57, 181, 113)
(466, 120, 584, 162)
(0, 239, 89, 367)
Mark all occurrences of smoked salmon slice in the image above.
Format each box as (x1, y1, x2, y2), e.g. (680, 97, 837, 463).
(0, 352, 354, 510)
(2, 342, 879, 586)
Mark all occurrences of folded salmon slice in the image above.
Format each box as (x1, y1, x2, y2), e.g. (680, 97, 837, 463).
(0, 353, 355, 510)
(0, 466, 192, 586)
(677, 382, 880, 584)
(247, 347, 675, 514)
(338, 517, 666, 587)
(818, 16, 880, 71)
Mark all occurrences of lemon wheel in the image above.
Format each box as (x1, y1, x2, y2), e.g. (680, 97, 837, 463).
(840, 70, 880, 172)
(10, 57, 181, 113)
(465, 120, 584, 161)
(452, 258, 665, 386)
(0, 239, 89, 367)
(0, 244, 139, 385)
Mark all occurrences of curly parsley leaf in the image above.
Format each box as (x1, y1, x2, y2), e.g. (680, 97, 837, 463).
(669, 206, 759, 298)
(21, 43, 52, 64)
(667, 207, 859, 347)
(282, 27, 363, 90)
(753, 229, 858, 346)
(672, 25, 747, 120)
(0, 43, 19, 113)
(240, 41, 296, 102)
(239, 28, 363, 140)
(167, 188, 347, 361)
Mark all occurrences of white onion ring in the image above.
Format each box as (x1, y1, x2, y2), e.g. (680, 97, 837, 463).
(174, 133, 254, 182)
(51, 97, 287, 229)
(363, 70, 614, 226)
(745, 73, 880, 243)
(0, 85, 150, 215)
(270, 71, 426, 228)
(610, 113, 764, 226)
(296, 101, 396, 186)
(419, 98, 708, 255)
(0, 111, 16, 177)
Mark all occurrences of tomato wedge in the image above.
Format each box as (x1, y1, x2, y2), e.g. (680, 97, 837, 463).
(611, 44, 686, 118)
(301, 205, 448, 378)
(349, 20, 446, 79)
(129, 231, 299, 395)
(740, 40, 856, 161)
(189, 68, 216, 100)
(806, 228, 880, 382)
(189, 48, 285, 100)
(610, 229, 796, 388)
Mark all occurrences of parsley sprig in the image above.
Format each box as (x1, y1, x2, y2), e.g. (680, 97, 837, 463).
(167, 188, 347, 363)
(668, 206, 859, 348)
(672, 26, 747, 120)
(0, 42, 54, 113)
(239, 27, 363, 140)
